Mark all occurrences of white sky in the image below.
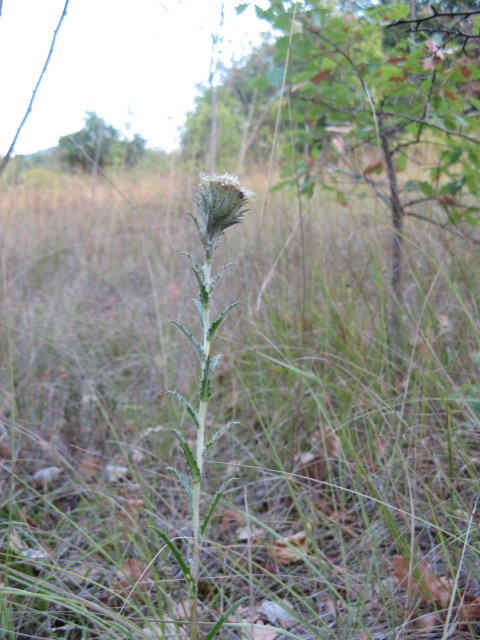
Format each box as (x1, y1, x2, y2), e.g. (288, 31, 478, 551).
(0, 0, 269, 155)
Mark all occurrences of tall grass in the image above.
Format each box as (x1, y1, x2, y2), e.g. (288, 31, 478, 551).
(1, 161, 480, 639)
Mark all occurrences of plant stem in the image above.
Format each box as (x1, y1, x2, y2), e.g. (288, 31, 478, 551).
(190, 253, 213, 640)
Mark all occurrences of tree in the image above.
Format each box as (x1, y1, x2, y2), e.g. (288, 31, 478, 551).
(58, 112, 146, 171)
(257, 0, 480, 353)
(181, 41, 279, 175)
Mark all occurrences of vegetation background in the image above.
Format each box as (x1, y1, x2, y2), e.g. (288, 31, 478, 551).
(1, 1, 480, 638)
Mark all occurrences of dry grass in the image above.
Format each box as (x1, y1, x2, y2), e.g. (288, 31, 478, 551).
(1, 160, 480, 639)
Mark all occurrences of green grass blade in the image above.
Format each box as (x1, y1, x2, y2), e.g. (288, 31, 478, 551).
(205, 596, 248, 640)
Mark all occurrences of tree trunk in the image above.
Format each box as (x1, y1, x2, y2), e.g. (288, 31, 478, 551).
(381, 132, 405, 354)
(88, 121, 103, 212)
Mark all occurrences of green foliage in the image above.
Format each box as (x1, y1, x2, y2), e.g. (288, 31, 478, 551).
(181, 41, 279, 171)
(58, 112, 146, 171)
(258, 0, 480, 227)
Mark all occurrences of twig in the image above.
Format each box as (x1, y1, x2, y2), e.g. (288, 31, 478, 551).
(0, 0, 70, 180)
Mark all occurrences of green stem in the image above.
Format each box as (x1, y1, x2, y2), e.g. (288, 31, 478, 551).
(190, 254, 213, 640)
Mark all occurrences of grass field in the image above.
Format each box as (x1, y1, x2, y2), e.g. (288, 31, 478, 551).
(1, 160, 480, 639)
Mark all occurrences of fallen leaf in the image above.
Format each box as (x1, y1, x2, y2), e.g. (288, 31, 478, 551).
(8, 529, 27, 554)
(31, 466, 62, 487)
(437, 315, 451, 331)
(78, 457, 102, 477)
(22, 507, 38, 529)
(219, 509, 243, 536)
(0, 441, 12, 458)
(392, 555, 453, 608)
(418, 612, 440, 630)
(241, 620, 277, 640)
(237, 525, 265, 542)
(114, 559, 152, 598)
(312, 425, 341, 457)
(143, 621, 185, 638)
(257, 599, 297, 625)
(298, 451, 325, 481)
(268, 529, 310, 565)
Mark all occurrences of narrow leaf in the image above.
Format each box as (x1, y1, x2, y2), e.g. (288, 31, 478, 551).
(193, 298, 204, 327)
(205, 596, 249, 640)
(167, 467, 193, 510)
(191, 266, 209, 306)
(171, 429, 201, 484)
(171, 320, 205, 364)
(203, 421, 239, 458)
(201, 478, 237, 540)
(199, 355, 221, 402)
(208, 302, 239, 341)
(208, 262, 234, 294)
(179, 251, 201, 272)
(164, 391, 199, 429)
(156, 529, 195, 594)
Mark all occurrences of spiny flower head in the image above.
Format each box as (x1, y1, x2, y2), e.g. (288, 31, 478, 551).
(191, 173, 254, 251)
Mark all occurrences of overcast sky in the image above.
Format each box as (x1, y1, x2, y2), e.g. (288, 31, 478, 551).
(0, 0, 268, 155)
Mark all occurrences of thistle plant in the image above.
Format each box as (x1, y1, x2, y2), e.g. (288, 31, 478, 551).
(159, 174, 253, 640)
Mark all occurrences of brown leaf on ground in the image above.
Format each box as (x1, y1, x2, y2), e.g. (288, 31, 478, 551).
(237, 525, 265, 542)
(312, 425, 341, 457)
(392, 555, 453, 608)
(114, 559, 152, 598)
(298, 452, 325, 481)
(445, 593, 480, 623)
(78, 457, 102, 477)
(268, 529, 310, 564)
(244, 621, 277, 640)
(219, 509, 243, 536)
(0, 441, 12, 458)
(418, 612, 440, 630)
(22, 507, 38, 529)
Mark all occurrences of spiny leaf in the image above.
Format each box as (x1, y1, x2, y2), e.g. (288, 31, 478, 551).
(179, 251, 201, 273)
(201, 478, 237, 540)
(199, 355, 221, 402)
(171, 320, 205, 364)
(187, 212, 201, 235)
(171, 429, 201, 484)
(156, 529, 195, 594)
(191, 266, 209, 306)
(193, 298, 204, 327)
(167, 467, 193, 510)
(208, 302, 239, 341)
(164, 391, 199, 429)
(203, 421, 239, 458)
(208, 262, 235, 294)
(205, 596, 249, 640)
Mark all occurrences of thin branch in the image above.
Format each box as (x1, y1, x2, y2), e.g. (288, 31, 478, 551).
(406, 211, 480, 245)
(388, 7, 480, 29)
(0, 0, 70, 180)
